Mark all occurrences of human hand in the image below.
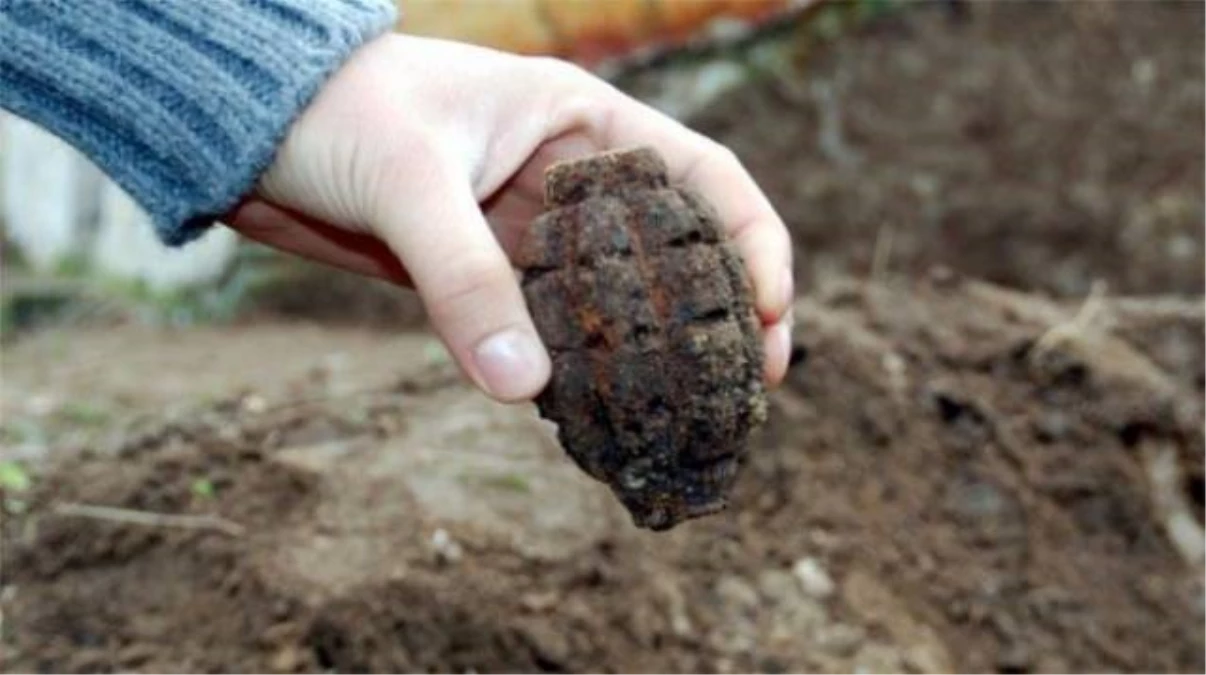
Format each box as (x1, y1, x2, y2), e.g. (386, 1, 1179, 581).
(227, 33, 794, 403)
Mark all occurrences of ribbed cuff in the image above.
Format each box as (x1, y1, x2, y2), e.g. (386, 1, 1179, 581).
(0, 0, 398, 246)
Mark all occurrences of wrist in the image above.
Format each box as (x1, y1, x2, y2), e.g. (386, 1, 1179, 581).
(0, 0, 398, 246)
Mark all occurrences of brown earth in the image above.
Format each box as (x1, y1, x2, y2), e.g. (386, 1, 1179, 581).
(2, 3, 1204, 674)
(687, 0, 1205, 298)
(3, 276, 1203, 673)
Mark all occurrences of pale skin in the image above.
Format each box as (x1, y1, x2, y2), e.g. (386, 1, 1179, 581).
(226, 33, 794, 403)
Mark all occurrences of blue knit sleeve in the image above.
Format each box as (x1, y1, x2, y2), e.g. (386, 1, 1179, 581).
(0, 0, 398, 246)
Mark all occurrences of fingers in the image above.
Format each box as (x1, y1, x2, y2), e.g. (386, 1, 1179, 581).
(374, 159, 551, 403)
(676, 142, 795, 327)
(554, 86, 794, 326)
(226, 200, 412, 286)
(763, 312, 793, 388)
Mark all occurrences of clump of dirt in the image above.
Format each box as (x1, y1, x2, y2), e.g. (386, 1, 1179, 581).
(4, 275, 1202, 673)
(768, 274, 1204, 673)
(519, 147, 766, 531)
(689, 1, 1204, 297)
(1, 412, 319, 673)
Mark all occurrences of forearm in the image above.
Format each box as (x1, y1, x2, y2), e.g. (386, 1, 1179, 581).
(0, 0, 397, 245)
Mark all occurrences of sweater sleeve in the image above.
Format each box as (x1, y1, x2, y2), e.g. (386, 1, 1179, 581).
(0, 0, 398, 246)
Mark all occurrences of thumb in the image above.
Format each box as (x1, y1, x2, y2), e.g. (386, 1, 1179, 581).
(374, 159, 551, 403)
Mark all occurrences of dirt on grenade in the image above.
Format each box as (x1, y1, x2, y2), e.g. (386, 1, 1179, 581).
(515, 146, 768, 531)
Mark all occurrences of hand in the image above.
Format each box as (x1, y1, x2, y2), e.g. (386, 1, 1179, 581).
(226, 33, 794, 403)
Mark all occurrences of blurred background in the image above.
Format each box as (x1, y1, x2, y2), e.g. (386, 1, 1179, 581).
(2, 2, 1204, 673)
(2, 0, 1202, 330)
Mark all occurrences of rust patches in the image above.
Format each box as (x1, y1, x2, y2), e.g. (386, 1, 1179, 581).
(622, 210, 671, 329)
(561, 206, 615, 404)
(579, 307, 606, 337)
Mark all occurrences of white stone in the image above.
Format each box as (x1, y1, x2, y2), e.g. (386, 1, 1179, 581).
(715, 574, 760, 611)
(793, 556, 836, 599)
(429, 527, 463, 564)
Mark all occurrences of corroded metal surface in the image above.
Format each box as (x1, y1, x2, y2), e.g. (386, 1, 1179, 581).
(517, 147, 767, 530)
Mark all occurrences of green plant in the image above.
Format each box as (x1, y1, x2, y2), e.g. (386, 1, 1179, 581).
(0, 460, 31, 492)
(56, 401, 112, 427)
(191, 477, 216, 499)
(479, 472, 532, 494)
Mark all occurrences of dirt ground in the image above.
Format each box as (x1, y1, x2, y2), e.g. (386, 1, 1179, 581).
(689, 1, 1204, 298)
(3, 277, 1203, 673)
(2, 3, 1204, 674)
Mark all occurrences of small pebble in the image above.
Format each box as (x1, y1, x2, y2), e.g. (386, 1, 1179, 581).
(757, 569, 799, 604)
(814, 623, 866, 657)
(520, 590, 559, 613)
(430, 527, 463, 564)
(793, 557, 836, 599)
(714, 574, 760, 612)
(241, 394, 267, 414)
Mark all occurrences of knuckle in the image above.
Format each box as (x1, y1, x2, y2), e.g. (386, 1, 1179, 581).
(710, 141, 742, 169)
(532, 56, 615, 98)
(547, 92, 612, 135)
(532, 55, 589, 82)
(681, 139, 742, 188)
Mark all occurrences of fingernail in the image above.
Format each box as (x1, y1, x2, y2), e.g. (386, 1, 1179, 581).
(473, 329, 549, 402)
(779, 269, 794, 311)
(764, 319, 792, 385)
(773, 320, 792, 366)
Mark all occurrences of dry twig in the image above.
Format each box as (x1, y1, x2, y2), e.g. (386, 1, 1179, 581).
(1030, 279, 1111, 361)
(1142, 442, 1205, 568)
(51, 502, 245, 537)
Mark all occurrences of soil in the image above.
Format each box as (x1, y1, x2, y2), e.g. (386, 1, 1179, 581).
(521, 147, 766, 531)
(2, 3, 1204, 674)
(3, 275, 1203, 673)
(687, 1, 1204, 298)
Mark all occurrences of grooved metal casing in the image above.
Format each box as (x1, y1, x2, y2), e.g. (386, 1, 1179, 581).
(517, 146, 768, 530)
